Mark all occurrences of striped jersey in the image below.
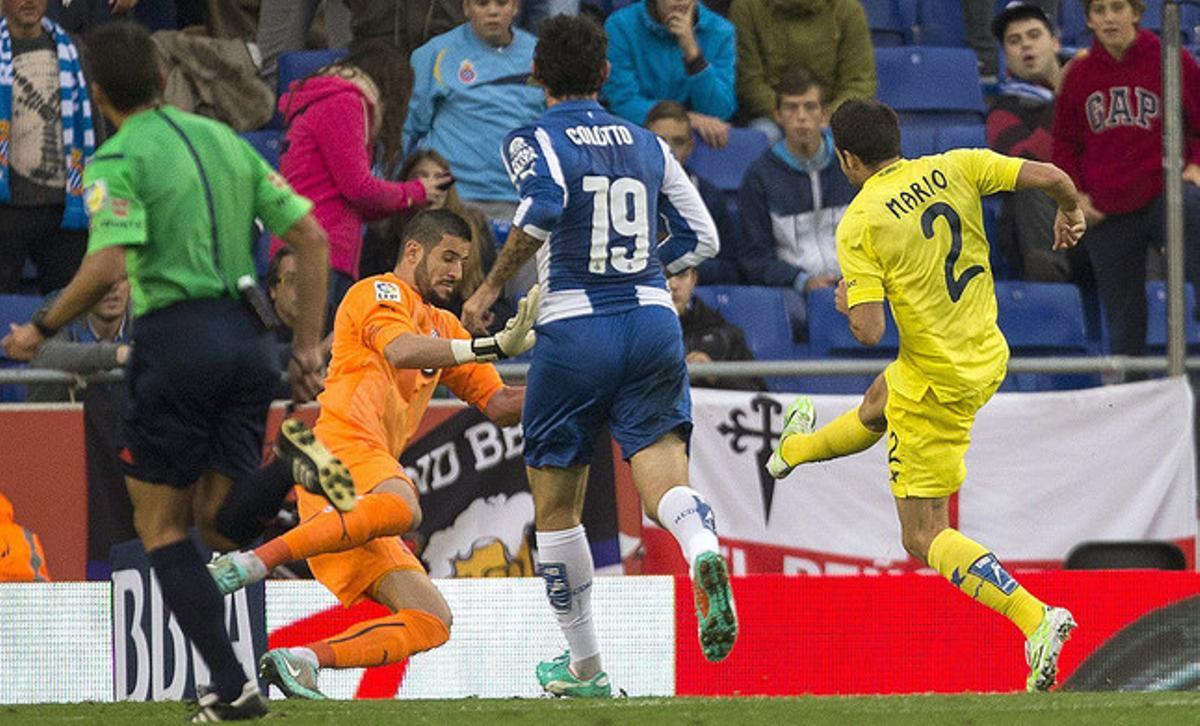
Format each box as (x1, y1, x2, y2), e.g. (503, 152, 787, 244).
(502, 99, 718, 324)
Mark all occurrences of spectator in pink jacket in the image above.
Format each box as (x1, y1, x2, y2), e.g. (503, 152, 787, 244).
(269, 40, 450, 313)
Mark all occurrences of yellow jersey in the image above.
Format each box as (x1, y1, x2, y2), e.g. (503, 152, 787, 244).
(836, 148, 1024, 401)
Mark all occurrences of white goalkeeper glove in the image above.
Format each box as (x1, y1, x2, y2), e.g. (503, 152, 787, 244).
(450, 284, 540, 364)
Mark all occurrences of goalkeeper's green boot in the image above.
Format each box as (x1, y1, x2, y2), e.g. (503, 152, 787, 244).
(536, 651, 612, 698)
(766, 396, 817, 480)
(1025, 606, 1077, 692)
(693, 550, 737, 662)
(259, 649, 327, 700)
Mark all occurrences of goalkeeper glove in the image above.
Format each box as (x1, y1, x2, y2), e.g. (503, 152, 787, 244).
(450, 284, 540, 364)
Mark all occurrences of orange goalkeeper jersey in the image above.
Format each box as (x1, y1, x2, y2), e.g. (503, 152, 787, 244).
(314, 274, 504, 459)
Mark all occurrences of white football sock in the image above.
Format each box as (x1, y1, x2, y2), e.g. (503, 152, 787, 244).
(536, 525, 601, 678)
(656, 486, 721, 573)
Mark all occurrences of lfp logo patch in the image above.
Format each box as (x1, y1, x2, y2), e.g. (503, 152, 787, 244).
(374, 281, 401, 302)
(458, 59, 477, 84)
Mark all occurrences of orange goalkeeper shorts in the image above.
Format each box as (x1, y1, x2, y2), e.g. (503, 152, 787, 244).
(295, 432, 425, 607)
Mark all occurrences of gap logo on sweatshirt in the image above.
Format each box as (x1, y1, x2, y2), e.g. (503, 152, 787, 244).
(1085, 87, 1160, 132)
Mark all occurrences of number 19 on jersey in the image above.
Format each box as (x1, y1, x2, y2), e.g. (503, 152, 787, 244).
(583, 175, 650, 275)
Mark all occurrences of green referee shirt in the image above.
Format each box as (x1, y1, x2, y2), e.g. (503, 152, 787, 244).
(83, 105, 313, 318)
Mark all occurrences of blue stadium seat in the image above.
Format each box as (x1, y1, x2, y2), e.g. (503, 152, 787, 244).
(862, 0, 909, 46)
(688, 127, 771, 195)
(1056, 2, 1199, 47)
(801, 287, 899, 393)
(240, 129, 283, 169)
(0, 294, 44, 340)
(240, 130, 285, 277)
(269, 48, 348, 129)
(1132, 3, 1199, 45)
(900, 121, 987, 157)
(982, 195, 1019, 281)
(807, 287, 900, 359)
(692, 285, 798, 361)
(875, 47, 986, 125)
(1144, 281, 1200, 353)
(915, 0, 968, 46)
(1098, 282, 1200, 355)
(994, 281, 1097, 390)
(0, 294, 46, 402)
(693, 285, 811, 393)
(1056, 0, 1089, 47)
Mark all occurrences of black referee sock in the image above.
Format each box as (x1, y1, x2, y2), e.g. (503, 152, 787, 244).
(215, 457, 295, 547)
(147, 540, 246, 703)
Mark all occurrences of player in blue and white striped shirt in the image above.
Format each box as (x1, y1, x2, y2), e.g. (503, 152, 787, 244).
(462, 13, 737, 698)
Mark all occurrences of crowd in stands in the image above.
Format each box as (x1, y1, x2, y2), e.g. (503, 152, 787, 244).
(2, 0, 1200, 573)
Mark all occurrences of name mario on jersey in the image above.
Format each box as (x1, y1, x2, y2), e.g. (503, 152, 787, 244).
(1085, 86, 1160, 132)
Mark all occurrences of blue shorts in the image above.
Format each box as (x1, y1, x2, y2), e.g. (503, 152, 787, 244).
(523, 305, 692, 468)
(121, 298, 279, 487)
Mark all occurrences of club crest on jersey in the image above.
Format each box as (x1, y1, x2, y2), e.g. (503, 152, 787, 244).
(458, 59, 477, 84)
(506, 137, 537, 182)
(375, 281, 401, 302)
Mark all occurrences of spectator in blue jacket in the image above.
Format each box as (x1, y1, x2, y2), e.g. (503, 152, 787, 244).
(405, 0, 545, 219)
(738, 68, 855, 338)
(645, 101, 739, 283)
(603, 0, 736, 148)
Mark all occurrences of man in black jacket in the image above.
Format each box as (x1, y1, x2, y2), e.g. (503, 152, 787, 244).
(667, 266, 765, 391)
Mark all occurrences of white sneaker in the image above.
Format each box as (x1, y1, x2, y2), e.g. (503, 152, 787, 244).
(1025, 606, 1077, 692)
(766, 396, 816, 480)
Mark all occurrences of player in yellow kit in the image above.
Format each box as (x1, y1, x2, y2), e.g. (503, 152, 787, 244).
(767, 100, 1087, 692)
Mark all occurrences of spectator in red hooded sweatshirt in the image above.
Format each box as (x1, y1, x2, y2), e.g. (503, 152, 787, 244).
(1051, 0, 1200, 360)
(269, 40, 451, 319)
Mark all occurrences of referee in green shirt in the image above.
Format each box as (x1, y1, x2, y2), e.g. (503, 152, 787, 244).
(3, 22, 336, 721)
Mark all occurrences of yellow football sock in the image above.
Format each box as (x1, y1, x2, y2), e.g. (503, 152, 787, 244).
(780, 406, 883, 466)
(927, 528, 1046, 637)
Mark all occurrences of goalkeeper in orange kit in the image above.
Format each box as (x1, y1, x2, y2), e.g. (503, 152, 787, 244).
(209, 209, 535, 699)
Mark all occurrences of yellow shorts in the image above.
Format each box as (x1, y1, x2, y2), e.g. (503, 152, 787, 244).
(883, 368, 1002, 499)
(295, 433, 424, 607)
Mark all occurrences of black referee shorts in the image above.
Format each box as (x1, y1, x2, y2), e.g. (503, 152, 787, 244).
(120, 297, 279, 487)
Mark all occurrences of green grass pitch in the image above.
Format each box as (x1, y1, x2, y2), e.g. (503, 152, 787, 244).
(5, 693, 1200, 725)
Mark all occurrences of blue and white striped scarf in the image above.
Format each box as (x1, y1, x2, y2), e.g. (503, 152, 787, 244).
(0, 16, 94, 230)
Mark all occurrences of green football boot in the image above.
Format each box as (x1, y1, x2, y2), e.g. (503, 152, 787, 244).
(1026, 606, 1077, 692)
(693, 550, 738, 662)
(766, 396, 817, 480)
(536, 651, 612, 698)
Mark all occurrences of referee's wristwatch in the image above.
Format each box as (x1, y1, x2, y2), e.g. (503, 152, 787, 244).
(30, 308, 59, 338)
